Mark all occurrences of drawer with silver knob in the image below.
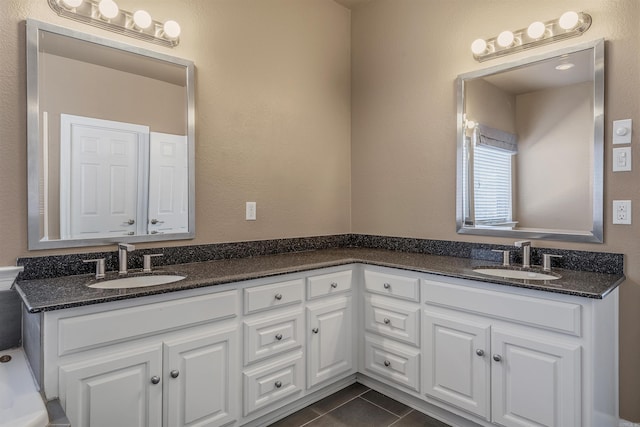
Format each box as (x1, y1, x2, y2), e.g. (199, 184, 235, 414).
(306, 270, 352, 300)
(243, 309, 304, 365)
(364, 269, 420, 302)
(244, 279, 303, 314)
(364, 294, 420, 346)
(364, 334, 420, 392)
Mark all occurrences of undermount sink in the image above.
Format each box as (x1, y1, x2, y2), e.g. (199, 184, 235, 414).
(473, 268, 560, 281)
(88, 274, 186, 289)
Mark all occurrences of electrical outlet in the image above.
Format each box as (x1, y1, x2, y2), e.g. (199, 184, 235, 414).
(245, 202, 256, 221)
(613, 200, 631, 224)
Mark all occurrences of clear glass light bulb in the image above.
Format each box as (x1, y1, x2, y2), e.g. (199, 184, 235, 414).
(527, 21, 546, 39)
(497, 31, 514, 48)
(98, 0, 119, 19)
(133, 10, 152, 30)
(559, 11, 579, 30)
(163, 20, 181, 40)
(471, 39, 487, 55)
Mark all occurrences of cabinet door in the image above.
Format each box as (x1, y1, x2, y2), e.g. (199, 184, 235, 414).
(307, 295, 353, 388)
(491, 329, 581, 427)
(423, 311, 490, 419)
(60, 345, 163, 427)
(164, 328, 238, 427)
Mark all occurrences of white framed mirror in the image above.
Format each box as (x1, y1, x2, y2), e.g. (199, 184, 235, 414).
(26, 19, 195, 250)
(456, 39, 604, 243)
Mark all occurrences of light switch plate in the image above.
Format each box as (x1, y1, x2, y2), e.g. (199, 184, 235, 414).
(613, 200, 632, 224)
(613, 119, 632, 144)
(613, 147, 632, 172)
(245, 202, 256, 220)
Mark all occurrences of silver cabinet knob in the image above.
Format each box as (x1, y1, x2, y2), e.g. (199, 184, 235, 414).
(275, 333, 283, 341)
(274, 293, 283, 300)
(126, 231, 135, 235)
(476, 349, 485, 356)
(330, 282, 338, 288)
(274, 381, 282, 388)
(312, 328, 319, 334)
(170, 370, 179, 379)
(127, 219, 135, 225)
(150, 376, 161, 385)
(150, 219, 164, 225)
(383, 283, 391, 289)
(493, 354, 502, 362)
(383, 360, 391, 367)
(383, 318, 391, 325)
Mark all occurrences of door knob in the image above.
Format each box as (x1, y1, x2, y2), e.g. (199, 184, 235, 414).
(493, 354, 502, 362)
(170, 370, 179, 379)
(476, 349, 485, 356)
(150, 376, 161, 385)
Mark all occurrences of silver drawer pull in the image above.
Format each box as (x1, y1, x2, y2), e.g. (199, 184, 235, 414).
(274, 380, 283, 388)
(330, 282, 338, 288)
(383, 360, 391, 367)
(275, 333, 283, 341)
(274, 293, 283, 300)
(383, 283, 391, 289)
(493, 354, 502, 362)
(312, 328, 319, 334)
(150, 376, 161, 385)
(476, 349, 485, 357)
(170, 370, 179, 379)
(383, 318, 391, 325)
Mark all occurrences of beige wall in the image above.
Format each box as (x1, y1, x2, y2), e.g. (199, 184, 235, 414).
(352, 0, 640, 420)
(2, 0, 640, 421)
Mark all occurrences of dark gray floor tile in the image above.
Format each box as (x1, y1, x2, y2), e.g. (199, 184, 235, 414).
(392, 409, 452, 427)
(361, 390, 412, 417)
(309, 382, 370, 414)
(267, 406, 321, 427)
(306, 397, 399, 427)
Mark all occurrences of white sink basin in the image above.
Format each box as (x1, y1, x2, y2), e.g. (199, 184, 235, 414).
(88, 274, 186, 289)
(473, 268, 560, 281)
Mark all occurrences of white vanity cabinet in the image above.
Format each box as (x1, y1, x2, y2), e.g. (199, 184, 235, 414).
(306, 270, 355, 388)
(43, 290, 240, 427)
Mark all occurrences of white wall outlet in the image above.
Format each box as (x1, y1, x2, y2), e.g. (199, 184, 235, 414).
(613, 147, 632, 172)
(613, 119, 632, 144)
(245, 202, 256, 221)
(613, 200, 632, 224)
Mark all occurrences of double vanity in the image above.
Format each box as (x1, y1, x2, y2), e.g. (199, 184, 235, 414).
(16, 244, 623, 427)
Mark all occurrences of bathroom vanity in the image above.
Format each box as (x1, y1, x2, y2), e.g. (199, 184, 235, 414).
(16, 247, 622, 427)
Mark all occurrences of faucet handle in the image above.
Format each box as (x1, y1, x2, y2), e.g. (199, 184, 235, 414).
(514, 240, 531, 248)
(542, 254, 562, 271)
(118, 243, 135, 251)
(83, 258, 106, 279)
(491, 249, 511, 266)
(143, 254, 164, 273)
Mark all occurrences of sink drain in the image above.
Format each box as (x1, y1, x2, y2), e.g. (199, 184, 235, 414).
(0, 355, 12, 363)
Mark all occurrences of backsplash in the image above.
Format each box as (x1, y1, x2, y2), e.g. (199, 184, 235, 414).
(17, 234, 624, 281)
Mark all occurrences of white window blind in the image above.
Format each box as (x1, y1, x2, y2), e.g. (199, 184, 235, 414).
(473, 145, 513, 225)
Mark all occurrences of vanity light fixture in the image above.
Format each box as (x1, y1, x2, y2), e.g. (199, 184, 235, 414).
(48, 0, 181, 47)
(471, 11, 591, 62)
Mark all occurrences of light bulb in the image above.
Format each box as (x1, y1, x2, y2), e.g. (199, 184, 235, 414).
(497, 31, 514, 48)
(163, 20, 181, 40)
(98, 0, 119, 19)
(527, 21, 546, 39)
(133, 10, 152, 30)
(60, 0, 83, 8)
(471, 39, 487, 55)
(559, 11, 580, 30)
(555, 63, 575, 71)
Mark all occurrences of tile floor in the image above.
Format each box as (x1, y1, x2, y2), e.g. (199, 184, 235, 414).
(267, 382, 451, 427)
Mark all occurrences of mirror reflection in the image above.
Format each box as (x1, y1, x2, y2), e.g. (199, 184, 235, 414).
(456, 39, 604, 243)
(27, 20, 195, 249)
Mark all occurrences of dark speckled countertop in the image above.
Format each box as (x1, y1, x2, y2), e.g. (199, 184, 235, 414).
(15, 247, 624, 313)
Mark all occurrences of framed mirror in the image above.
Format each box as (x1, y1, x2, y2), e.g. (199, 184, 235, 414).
(456, 39, 604, 243)
(26, 19, 195, 250)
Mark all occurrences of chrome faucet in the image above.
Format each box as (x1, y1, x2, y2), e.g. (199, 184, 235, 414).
(118, 243, 135, 275)
(514, 240, 531, 268)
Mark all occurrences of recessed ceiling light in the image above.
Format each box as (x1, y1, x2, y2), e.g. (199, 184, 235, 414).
(555, 63, 575, 71)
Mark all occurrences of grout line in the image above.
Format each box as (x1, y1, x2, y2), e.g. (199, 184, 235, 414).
(297, 386, 372, 427)
(388, 409, 414, 426)
(357, 396, 402, 420)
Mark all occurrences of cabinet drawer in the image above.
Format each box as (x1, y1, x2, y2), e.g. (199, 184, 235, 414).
(244, 279, 303, 314)
(242, 351, 304, 416)
(307, 270, 352, 300)
(364, 295, 420, 346)
(364, 269, 420, 302)
(423, 279, 582, 336)
(57, 291, 238, 356)
(243, 309, 304, 365)
(364, 334, 420, 392)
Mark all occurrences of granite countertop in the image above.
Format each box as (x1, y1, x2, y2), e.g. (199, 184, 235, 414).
(15, 247, 625, 313)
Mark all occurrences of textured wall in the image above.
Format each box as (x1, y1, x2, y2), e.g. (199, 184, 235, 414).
(351, 0, 640, 420)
